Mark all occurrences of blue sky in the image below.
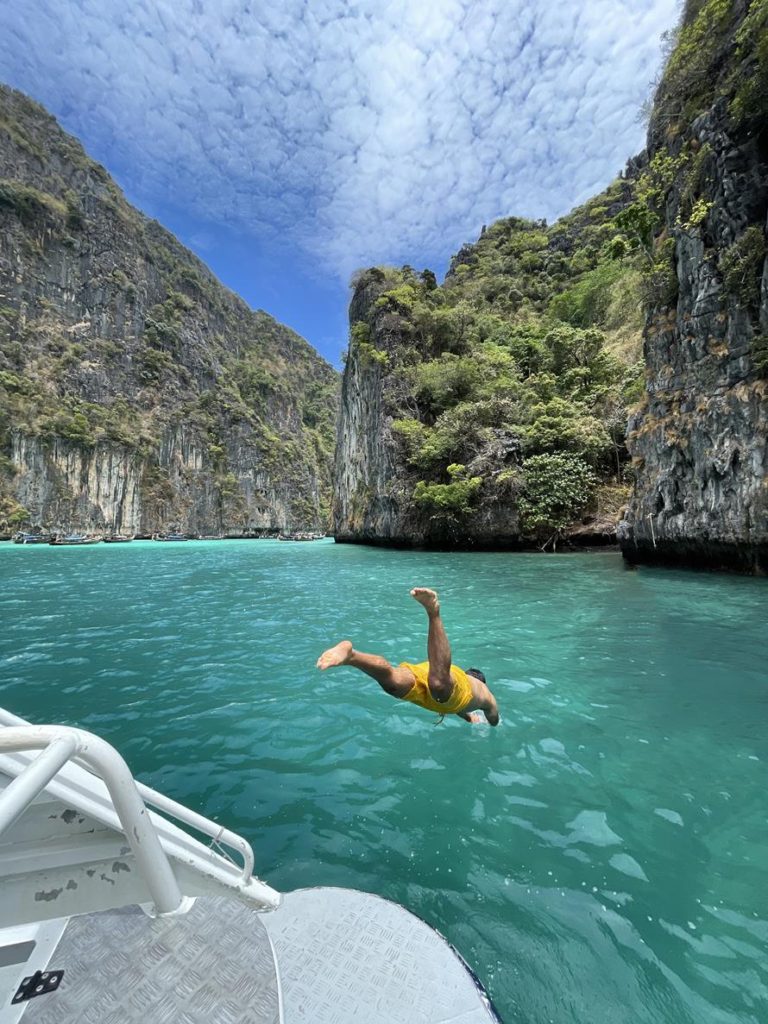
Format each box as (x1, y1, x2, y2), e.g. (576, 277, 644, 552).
(0, 0, 679, 366)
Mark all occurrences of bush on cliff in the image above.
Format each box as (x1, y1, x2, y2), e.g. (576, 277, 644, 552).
(519, 453, 596, 549)
(413, 464, 483, 521)
(0, 180, 67, 226)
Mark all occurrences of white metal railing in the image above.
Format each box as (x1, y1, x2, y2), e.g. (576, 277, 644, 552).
(0, 734, 79, 836)
(0, 725, 185, 915)
(133, 783, 254, 882)
(0, 708, 255, 882)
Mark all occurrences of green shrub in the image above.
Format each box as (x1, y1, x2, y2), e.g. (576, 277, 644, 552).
(139, 346, 174, 381)
(143, 314, 180, 353)
(0, 370, 35, 394)
(519, 453, 597, 545)
(413, 464, 483, 518)
(543, 324, 606, 375)
(412, 354, 482, 415)
(111, 268, 130, 289)
(349, 321, 388, 366)
(359, 342, 389, 366)
(613, 202, 659, 260)
(643, 237, 679, 309)
(0, 497, 30, 531)
(391, 418, 428, 459)
(64, 190, 85, 230)
(523, 398, 612, 466)
(218, 472, 240, 499)
(167, 290, 194, 312)
(375, 284, 419, 314)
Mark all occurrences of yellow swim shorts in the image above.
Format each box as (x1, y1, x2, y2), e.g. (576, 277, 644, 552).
(398, 661, 474, 715)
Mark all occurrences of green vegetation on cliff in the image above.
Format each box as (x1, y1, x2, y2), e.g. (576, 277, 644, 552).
(652, 0, 768, 140)
(347, 176, 647, 545)
(343, 0, 768, 548)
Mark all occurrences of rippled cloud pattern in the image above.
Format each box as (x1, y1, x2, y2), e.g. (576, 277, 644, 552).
(1, 0, 678, 279)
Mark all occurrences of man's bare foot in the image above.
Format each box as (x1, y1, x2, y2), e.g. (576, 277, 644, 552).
(410, 587, 440, 616)
(316, 640, 354, 670)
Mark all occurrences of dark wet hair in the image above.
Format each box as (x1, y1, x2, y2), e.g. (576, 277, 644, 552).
(466, 668, 486, 684)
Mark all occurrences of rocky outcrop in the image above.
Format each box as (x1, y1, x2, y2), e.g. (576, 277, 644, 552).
(0, 85, 337, 536)
(619, 0, 768, 571)
(333, 279, 404, 542)
(333, 184, 642, 550)
(334, 271, 524, 548)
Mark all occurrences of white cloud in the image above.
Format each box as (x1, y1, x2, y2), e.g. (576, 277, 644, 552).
(0, 0, 680, 280)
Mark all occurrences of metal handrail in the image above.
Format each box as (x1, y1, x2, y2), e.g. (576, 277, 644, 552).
(0, 708, 256, 882)
(0, 725, 184, 916)
(0, 735, 78, 838)
(133, 783, 255, 882)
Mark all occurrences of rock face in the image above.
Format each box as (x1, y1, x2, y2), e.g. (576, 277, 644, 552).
(619, 0, 768, 571)
(0, 85, 338, 536)
(333, 190, 643, 550)
(333, 278, 403, 543)
(334, 272, 522, 547)
(336, 0, 768, 570)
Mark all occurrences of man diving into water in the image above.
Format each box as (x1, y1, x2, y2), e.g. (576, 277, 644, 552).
(317, 587, 500, 725)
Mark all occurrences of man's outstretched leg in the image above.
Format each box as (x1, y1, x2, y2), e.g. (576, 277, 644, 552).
(413, 586, 500, 725)
(317, 640, 414, 698)
(410, 587, 453, 703)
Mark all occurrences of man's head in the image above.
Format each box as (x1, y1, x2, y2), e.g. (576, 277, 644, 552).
(466, 668, 486, 684)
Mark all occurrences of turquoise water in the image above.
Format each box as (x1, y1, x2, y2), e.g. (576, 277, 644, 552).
(1, 540, 767, 1022)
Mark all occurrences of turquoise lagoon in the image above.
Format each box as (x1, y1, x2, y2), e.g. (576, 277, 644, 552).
(0, 540, 766, 1023)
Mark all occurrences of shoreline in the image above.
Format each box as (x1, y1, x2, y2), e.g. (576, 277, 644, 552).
(3, 535, 766, 575)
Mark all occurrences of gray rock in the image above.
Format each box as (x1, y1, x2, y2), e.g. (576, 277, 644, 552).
(0, 86, 337, 536)
(621, 95, 768, 571)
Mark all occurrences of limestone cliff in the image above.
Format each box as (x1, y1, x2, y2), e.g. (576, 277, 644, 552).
(335, 0, 768, 569)
(619, 0, 768, 571)
(333, 275, 405, 543)
(334, 191, 643, 549)
(0, 85, 338, 537)
(334, 270, 523, 546)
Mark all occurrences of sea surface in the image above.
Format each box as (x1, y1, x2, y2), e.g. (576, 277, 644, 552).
(1, 539, 766, 1023)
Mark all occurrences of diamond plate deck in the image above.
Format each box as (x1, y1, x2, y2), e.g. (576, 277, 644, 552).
(20, 897, 279, 1024)
(262, 888, 500, 1024)
(14, 888, 500, 1023)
